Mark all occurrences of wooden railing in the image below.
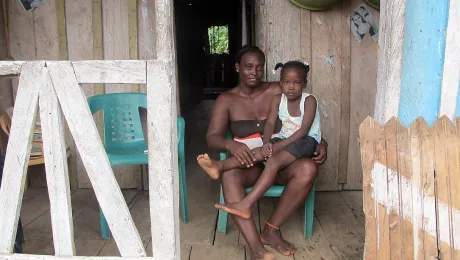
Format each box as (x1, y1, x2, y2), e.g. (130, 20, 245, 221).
(360, 116, 460, 259)
(0, 1, 180, 259)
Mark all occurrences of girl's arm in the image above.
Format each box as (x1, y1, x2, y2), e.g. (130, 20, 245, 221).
(276, 95, 317, 149)
(262, 95, 282, 144)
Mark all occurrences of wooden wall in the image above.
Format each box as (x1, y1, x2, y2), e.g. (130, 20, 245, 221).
(255, 0, 379, 191)
(5, 0, 157, 189)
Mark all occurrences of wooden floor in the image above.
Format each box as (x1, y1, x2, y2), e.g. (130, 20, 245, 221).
(19, 103, 365, 259)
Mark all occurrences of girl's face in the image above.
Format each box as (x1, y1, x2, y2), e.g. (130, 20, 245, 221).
(280, 68, 305, 100)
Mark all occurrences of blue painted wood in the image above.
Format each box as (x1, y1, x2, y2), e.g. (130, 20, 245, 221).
(398, 0, 450, 126)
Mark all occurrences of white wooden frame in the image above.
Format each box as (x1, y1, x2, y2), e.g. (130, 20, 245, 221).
(0, 1, 179, 259)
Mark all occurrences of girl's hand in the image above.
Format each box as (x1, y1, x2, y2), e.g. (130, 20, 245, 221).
(226, 141, 256, 167)
(261, 143, 273, 158)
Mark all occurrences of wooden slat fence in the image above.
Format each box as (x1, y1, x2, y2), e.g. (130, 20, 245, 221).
(360, 116, 460, 260)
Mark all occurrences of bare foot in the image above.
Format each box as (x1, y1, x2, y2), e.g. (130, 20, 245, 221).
(197, 153, 220, 180)
(250, 248, 275, 260)
(214, 202, 252, 219)
(260, 227, 295, 256)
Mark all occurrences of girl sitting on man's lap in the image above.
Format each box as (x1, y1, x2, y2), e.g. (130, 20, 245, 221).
(197, 60, 321, 219)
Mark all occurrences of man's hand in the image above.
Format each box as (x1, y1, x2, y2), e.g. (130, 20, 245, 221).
(261, 143, 273, 159)
(312, 142, 327, 165)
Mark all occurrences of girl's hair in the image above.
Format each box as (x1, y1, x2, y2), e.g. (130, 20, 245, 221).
(274, 61, 310, 79)
(235, 45, 265, 64)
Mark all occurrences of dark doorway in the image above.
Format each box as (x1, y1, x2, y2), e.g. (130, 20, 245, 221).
(174, 0, 254, 112)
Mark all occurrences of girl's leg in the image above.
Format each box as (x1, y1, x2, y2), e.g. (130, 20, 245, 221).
(215, 150, 297, 219)
(197, 148, 266, 180)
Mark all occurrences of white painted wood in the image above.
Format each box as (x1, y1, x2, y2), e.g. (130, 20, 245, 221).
(0, 62, 43, 253)
(149, 0, 180, 257)
(72, 60, 147, 84)
(46, 61, 145, 257)
(439, 0, 460, 120)
(373, 0, 406, 124)
(147, 60, 180, 260)
(39, 67, 75, 256)
(0, 61, 25, 76)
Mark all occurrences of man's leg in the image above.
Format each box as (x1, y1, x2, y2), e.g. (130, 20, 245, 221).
(260, 158, 318, 255)
(216, 151, 297, 219)
(221, 165, 274, 260)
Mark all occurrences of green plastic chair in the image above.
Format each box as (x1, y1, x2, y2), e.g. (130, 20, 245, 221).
(217, 131, 316, 238)
(87, 93, 188, 240)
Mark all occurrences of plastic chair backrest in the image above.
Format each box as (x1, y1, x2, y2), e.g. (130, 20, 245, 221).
(87, 93, 147, 150)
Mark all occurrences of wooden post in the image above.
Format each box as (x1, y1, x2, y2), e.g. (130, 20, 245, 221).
(149, 0, 180, 259)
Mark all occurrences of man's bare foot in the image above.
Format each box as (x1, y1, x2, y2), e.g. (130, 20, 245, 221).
(214, 202, 252, 219)
(260, 226, 295, 256)
(197, 154, 220, 180)
(250, 248, 275, 260)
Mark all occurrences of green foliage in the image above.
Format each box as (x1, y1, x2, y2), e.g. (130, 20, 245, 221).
(208, 26, 229, 54)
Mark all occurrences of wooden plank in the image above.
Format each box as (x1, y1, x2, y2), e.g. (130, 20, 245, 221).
(311, 4, 342, 191)
(409, 118, 430, 259)
(337, 0, 351, 184)
(314, 192, 364, 259)
(396, 118, 414, 259)
(344, 1, 379, 190)
(384, 118, 402, 259)
(0, 61, 43, 253)
(419, 119, 437, 259)
(147, 59, 180, 259)
(102, 0, 130, 93)
(360, 117, 377, 258)
(7, 0, 36, 61)
(253, 0, 267, 79)
(39, 67, 75, 256)
(300, 8, 312, 92)
(373, 0, 405, 124)
(72, 60, 147, 84)
(373, 116, 390, 259)
(264, 0, 301, 82)
(33, 0, 59, 60)
(55, 0, 67, 60)
(434, 117, 455, 259)
(47, 61, 145, 257)
(128, 0, 138, 92)
(0, 61, 24, 76)
(0, 255, 165, 260)
(65, 0, 95, 189)
(341, 191, 365, 239)
(137, 0, 156, 61)
(189, 245, 245, 260)
(439, 0, 460, 120)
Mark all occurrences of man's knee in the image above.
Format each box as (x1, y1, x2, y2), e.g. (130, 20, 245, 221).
(220, 169, 242, 186)
(295, 160, 318, 186)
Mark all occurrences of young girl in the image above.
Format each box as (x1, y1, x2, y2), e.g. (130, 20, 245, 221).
(197, 61, 321, 219)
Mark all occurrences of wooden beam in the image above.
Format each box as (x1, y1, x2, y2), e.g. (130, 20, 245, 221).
(128, 0, 138, 92)
(149, 0, 180, 258)
(439, 0, 460, 120)
(0, 61, 25, 76)
(0, 62, 43, 253)
(373, 0, 406, 125)
(39, 67, 75, 256)
(0, 255, 159, 260)
(46, 61, 145, 257)
(72, 60, 147, 84)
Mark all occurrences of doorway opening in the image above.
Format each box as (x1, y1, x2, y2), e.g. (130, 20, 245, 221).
(174, 0, 254, 112)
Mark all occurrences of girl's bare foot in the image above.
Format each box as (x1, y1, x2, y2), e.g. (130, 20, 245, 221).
(251, 248, 276, 260)
(215, 202, 252, 219)
(260, 225, 295, 256)
(197, 154, 220, 180)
